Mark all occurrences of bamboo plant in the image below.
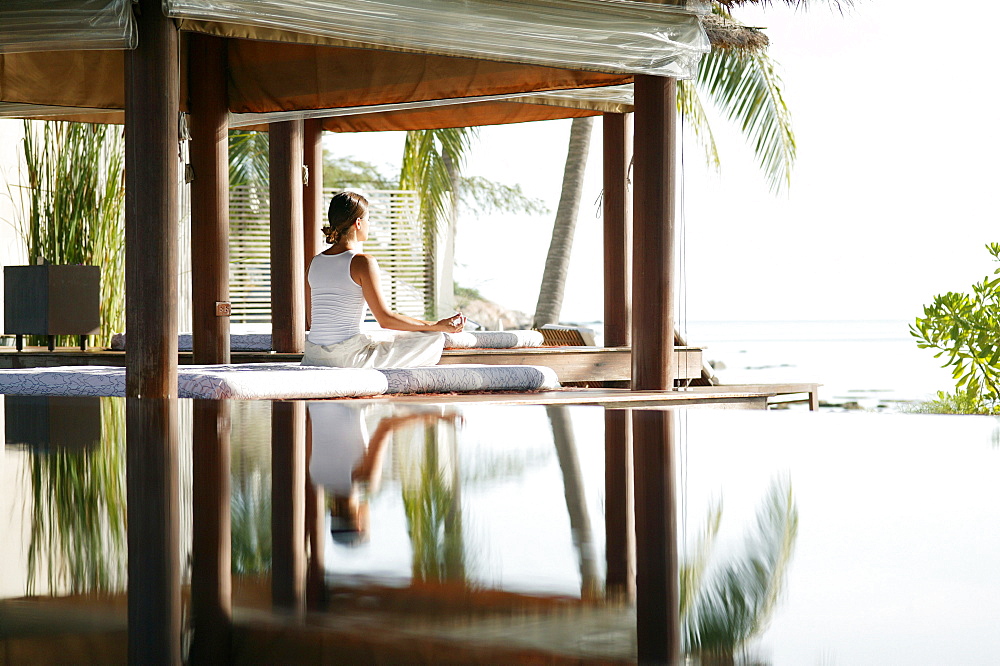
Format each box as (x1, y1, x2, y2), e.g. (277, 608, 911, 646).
(13, 120, 125, 347)
(25, 398, 127, 595)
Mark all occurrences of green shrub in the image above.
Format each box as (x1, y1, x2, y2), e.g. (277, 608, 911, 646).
(911, 243, 1000, 414)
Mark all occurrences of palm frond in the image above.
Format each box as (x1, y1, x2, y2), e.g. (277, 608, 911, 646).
(694, 44, 796, 193)
(686, 476, 799, 659)
(400, 128, 478, 231)
(228, 130, 270, 188)
(680, 501, 723, 620)
(677, 79, 722, 173)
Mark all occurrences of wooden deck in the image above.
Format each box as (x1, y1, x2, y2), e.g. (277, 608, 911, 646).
(0, 345, 705, 382)
(0, 346, 819, 409)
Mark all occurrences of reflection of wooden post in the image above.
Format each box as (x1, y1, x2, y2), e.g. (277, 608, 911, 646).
(127, 398, 180, 663)
(125, 0, 179, 398)
(602, 113, 632, 350)
(633, 409, 679, 663)
(305, 408, 326, 610)
(270, 121, 305, 353)
(272, 400, 306, 612)
(189, 34, 231, 365)
(632, 75, 676, 391)
(604, 409, 635, 601)
(191, 400, 232, 664)
(303, 119, 324, 332)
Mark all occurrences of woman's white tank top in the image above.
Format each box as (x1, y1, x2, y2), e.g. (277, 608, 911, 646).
(307, 251, 367, 345)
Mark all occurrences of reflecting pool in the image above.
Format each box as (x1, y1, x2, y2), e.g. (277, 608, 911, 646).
(2, 396, 999, 664)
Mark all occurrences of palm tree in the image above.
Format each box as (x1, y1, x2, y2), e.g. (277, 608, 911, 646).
(533, 117, 594, 328)
(532, 0, 848, 328)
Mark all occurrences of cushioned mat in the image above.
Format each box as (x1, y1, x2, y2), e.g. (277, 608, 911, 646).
(443, 330, 545, 349)
(379, 364, 559, 393)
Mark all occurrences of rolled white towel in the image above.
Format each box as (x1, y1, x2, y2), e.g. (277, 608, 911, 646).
(443, 330, 544, 349)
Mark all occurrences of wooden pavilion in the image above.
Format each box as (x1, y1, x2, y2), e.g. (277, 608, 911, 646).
(0, 1, 747, 662)
(0, 0, 717, 396)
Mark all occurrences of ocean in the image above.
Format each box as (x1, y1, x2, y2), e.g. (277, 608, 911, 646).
(585, 319, 956, 411)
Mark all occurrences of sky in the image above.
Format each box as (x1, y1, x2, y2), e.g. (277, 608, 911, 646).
(327, 0, 1000, 325)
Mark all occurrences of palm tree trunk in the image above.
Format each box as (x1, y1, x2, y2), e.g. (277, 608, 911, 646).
(546, 406, 600, 597)
(533, 116, 593, 328)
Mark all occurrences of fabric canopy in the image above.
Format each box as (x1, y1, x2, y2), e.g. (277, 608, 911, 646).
(0, 0, 136, 54)
(0, 0, 707, 129)
(168, 0, 709, 78)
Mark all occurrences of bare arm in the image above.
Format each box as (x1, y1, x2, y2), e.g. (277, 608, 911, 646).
(351, 253, 464, 333)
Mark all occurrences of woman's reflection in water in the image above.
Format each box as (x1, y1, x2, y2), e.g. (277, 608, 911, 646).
(308, 403, 461, 545)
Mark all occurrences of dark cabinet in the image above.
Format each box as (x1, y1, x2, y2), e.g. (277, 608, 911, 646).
(4, 265, 101, 351)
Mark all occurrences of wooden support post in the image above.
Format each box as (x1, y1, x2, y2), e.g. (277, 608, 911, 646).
(188, 34, 231, 365)
(125, 0, 179, 398)
(632, 76, 677, 391)
(632, 409, 679, 664)
(604, 409, 635, 602)
(303, 119, 324, 332)
(603, 113, 633, 349)
(190, 400, 232, 665)
(127, 398, 181, 664)
(270, 121, 305, 353)
(272, 400, 306, 612)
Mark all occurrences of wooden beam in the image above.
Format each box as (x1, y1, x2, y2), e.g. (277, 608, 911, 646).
(127, 398, 181, 663)
(631, 75, 677, 391)
(269, 120, 306, 352)
(125, 0, 179, 398)
(602, 113, 632, 349)
(303, 119, 324, 332)
(190, 399, 232, 664)
(632, 409, 679, 663)
(188, 34, 231, 365)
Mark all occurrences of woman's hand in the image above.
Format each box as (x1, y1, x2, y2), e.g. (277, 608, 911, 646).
(433, 313, 466, 333)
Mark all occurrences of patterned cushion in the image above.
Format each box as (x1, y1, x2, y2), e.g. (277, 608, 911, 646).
(442, 330, 545, 349)
(0, 366, 128, 397)
(0, 364, 387, 399)
(379, 364, 559, 394)
(176, 364, 386, 399)
(110, 333, 273, 352)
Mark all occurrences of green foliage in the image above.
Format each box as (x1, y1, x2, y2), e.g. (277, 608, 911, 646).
(401, 426, 465, 583)
(324, 156, 397, 190)
(13, 120, 125, 347)
(911, 243, 1000, 412)
(26, 398, 127, 595)
(681, 30, 796, 194)
(453, 282, 485, 303)
(901, 390, 1000, 416)
(458, 176, 549, 217)
(400, 128, 479, 230)
(231, 468, 272, 574)
(683, 477, 799, 661)
(228, 129, 270, 189)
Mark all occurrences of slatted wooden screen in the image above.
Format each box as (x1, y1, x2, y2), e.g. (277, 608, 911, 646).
(228, 186, 432, 324)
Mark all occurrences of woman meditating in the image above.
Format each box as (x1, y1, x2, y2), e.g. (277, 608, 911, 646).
(302, 191, 465, 368)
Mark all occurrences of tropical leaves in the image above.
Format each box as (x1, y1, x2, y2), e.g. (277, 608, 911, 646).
(228, 129, 270, 189)
(681, 8, 797, 194)
(683, 477, 799, 662)
(25, 398, 127, 595)
(911, 243, 1000, 411)
(400, 128, 479, 231)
